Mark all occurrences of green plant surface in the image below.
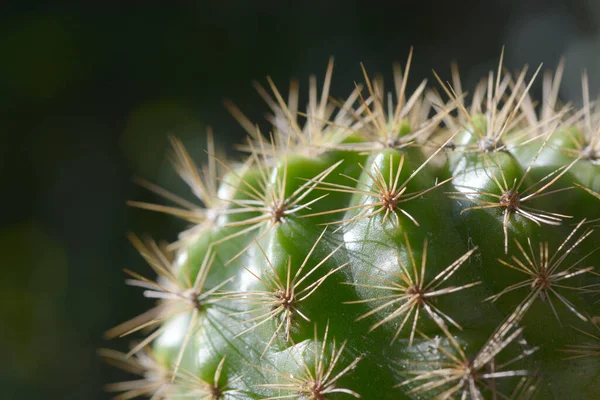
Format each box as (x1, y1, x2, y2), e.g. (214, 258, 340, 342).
(102, 53, 600, 399)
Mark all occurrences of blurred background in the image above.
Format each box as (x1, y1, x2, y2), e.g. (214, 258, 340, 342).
(1, 1, 600, 399)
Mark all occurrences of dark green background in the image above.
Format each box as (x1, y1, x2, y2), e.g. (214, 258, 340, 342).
(1, 1, 597, 399)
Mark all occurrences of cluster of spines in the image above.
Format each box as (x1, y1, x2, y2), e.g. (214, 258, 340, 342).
(102, 50, 600, 399)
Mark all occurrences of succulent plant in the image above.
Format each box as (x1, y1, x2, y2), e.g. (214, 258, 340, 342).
(102, 50, 600, 399)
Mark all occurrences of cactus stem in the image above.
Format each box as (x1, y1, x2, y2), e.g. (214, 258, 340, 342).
(253, 322, 362, 399)
(305, 134, 456, 226)
(105, 236, 232, 364)
(211, 134, 343, 264)
(172, 356, 244, 399)
(106, 54, 600, 398)
(226, 228, 347, 356)
(487, 219, 597, 323)
(345, 235, 479, 345)
(452, 141, 579, 253)
(433, 49, 545, 155)
(398, 312, 536, 399)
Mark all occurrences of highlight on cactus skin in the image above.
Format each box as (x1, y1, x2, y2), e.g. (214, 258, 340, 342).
(103, 49, 600, 399)
(345, 235, 480, 346)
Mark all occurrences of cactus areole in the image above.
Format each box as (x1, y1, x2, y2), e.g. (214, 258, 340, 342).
(103, 51, 600, 399)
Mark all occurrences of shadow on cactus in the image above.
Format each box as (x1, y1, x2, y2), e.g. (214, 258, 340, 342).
(102, 49, 600, 399)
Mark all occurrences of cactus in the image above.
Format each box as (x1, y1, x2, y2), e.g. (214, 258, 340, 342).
(102, 50, 600, 399)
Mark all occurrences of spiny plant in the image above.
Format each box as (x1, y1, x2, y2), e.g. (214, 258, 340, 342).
(103, 50, 600, 399)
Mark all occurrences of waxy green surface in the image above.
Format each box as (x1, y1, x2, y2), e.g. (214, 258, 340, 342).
(143, 133, 600, 399)
(103, 42, 600, 398)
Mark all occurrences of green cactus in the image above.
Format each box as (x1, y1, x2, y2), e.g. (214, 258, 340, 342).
(102, 51, 600, 399)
